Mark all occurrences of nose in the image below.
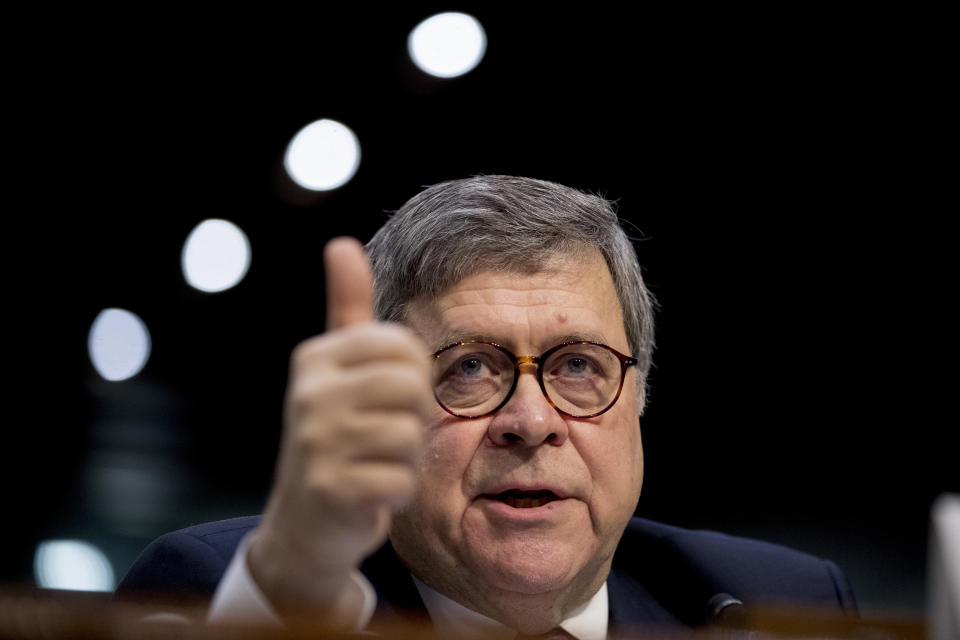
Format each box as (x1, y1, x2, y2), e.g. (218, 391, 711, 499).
(486, 368, 569, 447)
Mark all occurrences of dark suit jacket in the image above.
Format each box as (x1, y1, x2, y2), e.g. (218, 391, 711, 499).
(116, 516, 857, 635)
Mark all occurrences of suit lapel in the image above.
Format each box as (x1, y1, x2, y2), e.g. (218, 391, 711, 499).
(607, 566, 685, 636)
(360, 541, 434, 636)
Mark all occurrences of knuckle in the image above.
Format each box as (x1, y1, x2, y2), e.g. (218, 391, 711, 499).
(290, 336, 326, 369)
(341, 412, 421, 457)
(371, 322, 429, 356)
(286, 383, 328, 420)
(286, 381, 315, 410)
(304, 465, 341, 500)
(287, 371, 354, 416)
(290, 421, 330, 452)
(369, 366, 431, 399)
(372, 321, 411, 340)
(344, 465, 416, 507)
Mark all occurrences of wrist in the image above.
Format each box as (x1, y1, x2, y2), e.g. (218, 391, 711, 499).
(247, 527, 362, 626)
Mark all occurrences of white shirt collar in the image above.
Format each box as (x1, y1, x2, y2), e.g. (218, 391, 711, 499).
(411, 576, 608, 640)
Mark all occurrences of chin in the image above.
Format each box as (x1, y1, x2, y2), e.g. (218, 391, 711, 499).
(463, 532, 595, 595)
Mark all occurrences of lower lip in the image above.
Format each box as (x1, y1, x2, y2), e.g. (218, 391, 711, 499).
(477, 497, 574, 523)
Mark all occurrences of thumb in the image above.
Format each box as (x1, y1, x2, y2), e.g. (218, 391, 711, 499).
(324, 237, 375, 330)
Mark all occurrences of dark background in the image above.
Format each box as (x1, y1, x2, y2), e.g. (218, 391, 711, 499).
(5, 6, 952, 620)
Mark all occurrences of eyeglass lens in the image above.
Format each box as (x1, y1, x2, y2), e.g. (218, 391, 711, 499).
(433, 343, 625, 418)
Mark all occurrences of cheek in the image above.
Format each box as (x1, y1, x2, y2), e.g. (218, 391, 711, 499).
(577, 419, 644, 514)
(594, 436, 640, 483)
(613, 396, 644, 491)
(414, 416, 487, 501)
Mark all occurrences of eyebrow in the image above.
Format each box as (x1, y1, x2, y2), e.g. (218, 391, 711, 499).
(433, 331, 609, 353)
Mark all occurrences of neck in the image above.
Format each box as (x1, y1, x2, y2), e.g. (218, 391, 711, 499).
(401, 552, 611, 635)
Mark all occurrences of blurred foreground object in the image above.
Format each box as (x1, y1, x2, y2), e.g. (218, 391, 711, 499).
(407, 12, 486, 78)
(33, 540, 114, 592)
(929, 493, 960, 640)
(0, 589, 927, 639)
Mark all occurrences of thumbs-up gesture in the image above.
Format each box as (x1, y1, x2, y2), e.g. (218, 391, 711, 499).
(247, 237, 432, 625)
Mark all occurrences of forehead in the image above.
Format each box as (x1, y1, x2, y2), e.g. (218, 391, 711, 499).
(406, 252, 628, 353)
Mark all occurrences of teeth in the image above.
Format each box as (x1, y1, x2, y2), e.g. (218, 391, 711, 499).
(495, 489, 558, 509)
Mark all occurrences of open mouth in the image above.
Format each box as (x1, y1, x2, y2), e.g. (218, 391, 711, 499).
(493, 489, 559, 509)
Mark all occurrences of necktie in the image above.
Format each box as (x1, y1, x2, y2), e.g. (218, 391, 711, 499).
(513, 627, 576, 640)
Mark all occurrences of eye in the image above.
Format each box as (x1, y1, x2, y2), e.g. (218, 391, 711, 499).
(438, 350, 501, 382)
(548, 353, 600, 380)
(564, 357, 590, 375)
(459, 357, 485, 376)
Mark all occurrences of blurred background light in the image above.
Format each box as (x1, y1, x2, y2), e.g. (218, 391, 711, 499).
(182, 219, 252, 292)
(88, 309, 151, 382)
(283, 119, 361, 191)
(34, 540, 116, 591)
(408, 12, 487, 78)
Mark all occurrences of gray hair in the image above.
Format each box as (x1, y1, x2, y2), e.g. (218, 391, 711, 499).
(365, 175, 655, 409)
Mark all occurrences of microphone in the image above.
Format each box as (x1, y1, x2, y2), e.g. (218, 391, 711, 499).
(706, 592, 747, 628)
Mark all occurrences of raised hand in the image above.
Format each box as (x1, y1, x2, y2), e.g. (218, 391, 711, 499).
(247, 237, 432, 625)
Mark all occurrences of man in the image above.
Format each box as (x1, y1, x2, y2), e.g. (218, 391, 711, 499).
(118, 176, 857, 637)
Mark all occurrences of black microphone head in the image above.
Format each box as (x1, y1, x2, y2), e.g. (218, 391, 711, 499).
(706, 592, 746, 628)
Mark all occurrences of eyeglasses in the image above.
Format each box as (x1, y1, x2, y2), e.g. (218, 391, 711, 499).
(431, 341, 637, 419)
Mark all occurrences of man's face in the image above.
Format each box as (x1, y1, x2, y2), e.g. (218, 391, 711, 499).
(390, 251, 644, 614)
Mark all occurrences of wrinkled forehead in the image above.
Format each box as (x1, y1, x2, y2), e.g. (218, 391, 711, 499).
(403, 244, 604, 299)
(404, 252, 629, 353)
(381, 237, 595, 299)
